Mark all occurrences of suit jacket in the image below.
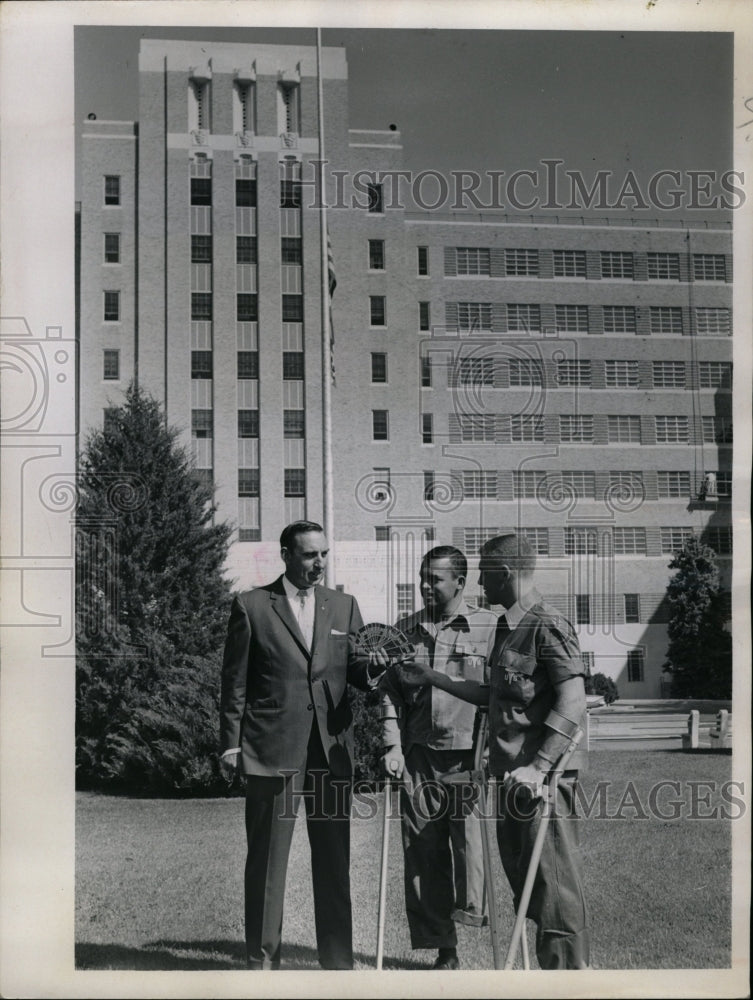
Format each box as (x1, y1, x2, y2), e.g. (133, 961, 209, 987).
(220, 576, 370, 778)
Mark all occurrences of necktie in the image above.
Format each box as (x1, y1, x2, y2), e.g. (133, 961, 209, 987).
(491, 614, 510, 665)
(296, 588, 314, 648)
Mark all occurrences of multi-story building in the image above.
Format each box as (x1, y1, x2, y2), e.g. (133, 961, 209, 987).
(78, 37, 733, 696)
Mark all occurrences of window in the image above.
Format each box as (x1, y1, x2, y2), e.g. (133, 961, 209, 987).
(422, 470, 436, 500)
(512, 470, 545, 499)
(191, 350, 212, 379)
(421, 356, 432, 388)
(605, 360, 638, 388)
(655, 416, 689, 444)
(652, 361, 686, 388)
(609, 471, 644, 493)
(613, 529, 647, 555)
(104, 233, 120, 263)
(371, 353, 387, 383)
(693, 254, 726, 281)
(419, 302, 430, 331)
(555, 305, 589, 333)
(699, 362, 732, 388)
(238, 469, 260, 497)
(104, 175, 120, 205)
(553, 250, 586, 278)
(103, 408, 118, 434)
(455, 357, 495, 386)
(282, 295, 303, 323)
(520, 527, 549, 555)
(624, 593, 641, 623)
(238, 409, 259, 438)
(565, 528, 598, 555)
(237, 294, 258, 322)
(283, 410, 305, 438)
(375, 526, 391, 542)
(422, 413, 433, 444)
(190, 178, 211, 206)
(193, 468, 213, 490)
(239, 527, 261, 542)
(601, 251, 633, 279)
(367, 182, 383, 213)
(603, 306, 636, 334)
(191, 235, 212, 264)
(369, 239, 385, 270)
(282, 352, 304, 380)
(505, 249, 538, 276)
(627, 649, 644, 683)
(462, 528, 500, 557)
(369, 296, 386, 326)
(647, 252, 680, 280)
(461, 471, 497, 499)
(556, 360, 591, 386)
(373, 410, 389, 441)
(695, 308, 731, 336)
(236, 236, 257, 264)
(238, 351, 259, 379)
(660, 527, 694, 553)
(279, 179, 301, 208)
(396, 583, 415, 616)
(278, 82, 300, 134)
(508, 359, 543, 386)
(424, 527, 436, 543)
(192, 409, 213, 438)
(580, 651, 595, 674)
(507, 304, 541, 332)
(458, 415, 496, 442)
(649, 307, 683, 335)
(103, 349, 119, 380)
(704, 526, 732, 555)
(281, 237, 302, 265)
(417, 246, 429, 275)
(558, 471, 596, 497)
(191, 292, 212, 321)
(559, 415, 594, 443)
(284, 469, 306, 497)
(103, 290, 120, 322)
(704, 471, 732, 497)
(456, 302, 492, 332)
(607, 415, 641, 443)
(575, 595, 591, 625)
(657, 471, 690, 498)
(702, 416, 732, 444)
(510, 413, 544, 444)
(456, 247, 490, 275)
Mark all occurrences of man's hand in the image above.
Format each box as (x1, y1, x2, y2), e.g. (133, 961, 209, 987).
(220, 750, 242, 785)
(397, 649, 435, 688)
(381, 745, 405, 779)
(503, 762, 547, 800)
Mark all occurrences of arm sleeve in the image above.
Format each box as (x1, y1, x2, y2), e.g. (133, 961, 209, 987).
(538, 618, 586, 685)
(379, 666, 405, 748)
(219, 595, 251, 755)
(346, 595, 371, 691)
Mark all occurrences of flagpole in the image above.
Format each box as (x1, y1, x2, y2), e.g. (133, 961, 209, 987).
(317, 27, 335, 586)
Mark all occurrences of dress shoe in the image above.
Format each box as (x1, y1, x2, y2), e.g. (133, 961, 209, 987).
(452, 905, 489, 928)
(432, 953, 460, 970)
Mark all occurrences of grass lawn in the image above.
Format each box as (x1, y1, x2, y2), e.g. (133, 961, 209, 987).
(75, 750, 733, 971)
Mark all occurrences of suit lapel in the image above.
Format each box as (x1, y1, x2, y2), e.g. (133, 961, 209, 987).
(310, 587, 331, 662)
(270, 577, 310, 661)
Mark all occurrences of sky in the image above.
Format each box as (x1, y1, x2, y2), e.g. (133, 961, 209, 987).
(74, 26, 734, 217)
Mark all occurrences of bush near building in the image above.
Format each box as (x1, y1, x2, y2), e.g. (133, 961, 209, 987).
(586, 672, 620, 705)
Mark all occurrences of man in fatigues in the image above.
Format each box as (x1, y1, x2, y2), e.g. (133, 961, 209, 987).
(380, 546, 497, 970)
(399, 533, 590, 969)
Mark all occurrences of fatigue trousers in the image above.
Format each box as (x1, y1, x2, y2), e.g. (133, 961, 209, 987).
(496, 774, 589, 969)
(400, 744, 486, 950)
(243, 723, 353, 970)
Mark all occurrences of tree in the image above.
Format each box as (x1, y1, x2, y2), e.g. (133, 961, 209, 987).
(585, 672, 619, 705)
(76, 383, 233, 793)
(663, 535, 732, 699)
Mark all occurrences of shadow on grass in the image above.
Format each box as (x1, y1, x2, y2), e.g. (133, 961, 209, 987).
(75, 940, 431, 971)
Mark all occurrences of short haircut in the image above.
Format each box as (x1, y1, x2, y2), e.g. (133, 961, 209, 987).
(421, 545, 467, 580)
(480, 533, 537, 573)
(280, 520, 324, 551)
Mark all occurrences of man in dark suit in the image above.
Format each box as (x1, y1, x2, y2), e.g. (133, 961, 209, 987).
(219, 520, 385, 970)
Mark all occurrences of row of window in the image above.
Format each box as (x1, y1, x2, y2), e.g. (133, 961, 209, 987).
(191, 408, 305, 439)
(447, 525, 731, 557)
(188, 78, 299, 137)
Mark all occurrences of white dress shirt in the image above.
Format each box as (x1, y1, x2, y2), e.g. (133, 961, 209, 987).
(282, 574, 315, 649)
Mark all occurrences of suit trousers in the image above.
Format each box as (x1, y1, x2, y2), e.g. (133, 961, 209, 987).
(400, 745, 486, 950)
(244, 722, 353, 970)
(496, 773, 589, 969)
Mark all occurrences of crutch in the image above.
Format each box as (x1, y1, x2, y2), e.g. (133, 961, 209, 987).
(503, 726, 584, 970)
(375, 770, 393, 969)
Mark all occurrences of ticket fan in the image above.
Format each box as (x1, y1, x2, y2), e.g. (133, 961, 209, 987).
(356, 622, 415, 661)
